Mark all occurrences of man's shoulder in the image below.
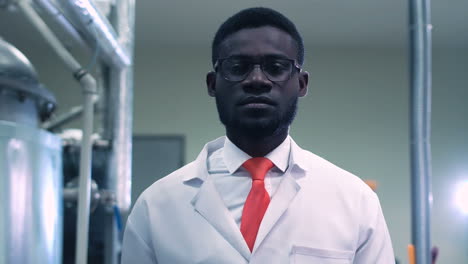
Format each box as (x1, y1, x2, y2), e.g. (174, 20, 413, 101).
(134, 136, 224, 205)
(296, 147, 374, 196)
(137, 161, 198, 203)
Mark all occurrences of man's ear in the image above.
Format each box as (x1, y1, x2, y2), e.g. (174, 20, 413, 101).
(298, 71, 309, 97)
(206, 71, 216, 97)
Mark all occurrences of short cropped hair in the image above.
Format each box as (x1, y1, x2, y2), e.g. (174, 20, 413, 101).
(211, 7, 305, 66)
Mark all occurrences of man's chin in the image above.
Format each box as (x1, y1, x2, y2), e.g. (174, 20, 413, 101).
(229, 119, 280, 139)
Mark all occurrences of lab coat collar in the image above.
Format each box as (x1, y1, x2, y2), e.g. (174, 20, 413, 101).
(182, 136, 310, 258)
(184, 136, 251, 260)
(182, 136, 310, 183)
(253, 172, 301, 252)
(223, 136, 291, 174)
(190, 176, 252, 261)
(289, 137, 313, 173)
(182, 136, 225, 182)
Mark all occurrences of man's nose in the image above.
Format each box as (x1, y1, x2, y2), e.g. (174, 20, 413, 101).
(248, 65, 268, 81)
(243, 65, 272, 93)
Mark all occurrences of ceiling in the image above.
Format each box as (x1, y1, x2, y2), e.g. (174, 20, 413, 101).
(136, 0, 467, 49)
(0, 0, 466, 57)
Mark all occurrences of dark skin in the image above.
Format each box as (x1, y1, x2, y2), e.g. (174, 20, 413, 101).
(207, 26, 309, 157)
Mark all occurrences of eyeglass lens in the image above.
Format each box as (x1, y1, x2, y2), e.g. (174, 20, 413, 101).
(220, 58, 293, 82)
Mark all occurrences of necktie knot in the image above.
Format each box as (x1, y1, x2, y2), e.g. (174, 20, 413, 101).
(242, 157, 274, 181)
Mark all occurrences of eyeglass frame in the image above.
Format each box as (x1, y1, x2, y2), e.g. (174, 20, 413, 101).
(213, 56, 302, 83)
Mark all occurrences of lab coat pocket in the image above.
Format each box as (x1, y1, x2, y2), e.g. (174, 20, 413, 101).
(290, 245, 353, 264)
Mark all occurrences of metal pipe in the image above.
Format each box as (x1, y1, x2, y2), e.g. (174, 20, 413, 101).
(42, 105, 84, 130)
(18, 2, 98, 263)
(33, 0, 88, 49)
(409, 0, 433, 263)
(101, 2, 134, 262)
(63, 179, 99, 207)
(17, 0, 81, 72)
(42, 97, 98, 131)
(106, 0, 135, 215)
(74, 72, 96, 264)
(58, 0, 131, 68)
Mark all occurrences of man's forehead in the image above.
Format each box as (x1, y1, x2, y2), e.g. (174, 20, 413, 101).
(218, 26, 297, 59)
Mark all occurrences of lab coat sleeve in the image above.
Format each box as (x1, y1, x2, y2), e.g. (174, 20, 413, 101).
(121, 198, 158, 264)
(353, 188, 395, 264)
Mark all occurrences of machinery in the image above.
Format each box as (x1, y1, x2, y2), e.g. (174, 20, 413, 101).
(0, 0, 135, 263)
(0, 36, 62, 264)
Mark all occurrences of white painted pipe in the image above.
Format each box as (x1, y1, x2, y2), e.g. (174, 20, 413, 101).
(75, 72, 96, 264)
(18, 2, 97, 263)
(18, 0, 81, 71)
(33, 0, 88, 49)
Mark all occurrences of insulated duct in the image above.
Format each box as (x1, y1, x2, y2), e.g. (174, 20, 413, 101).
(105, 0, 135, 214)
(57, 0, 130, 68)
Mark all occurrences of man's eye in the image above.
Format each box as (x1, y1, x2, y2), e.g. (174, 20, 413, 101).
(227, 62, 250, 75)
(264, 61, 289, 75)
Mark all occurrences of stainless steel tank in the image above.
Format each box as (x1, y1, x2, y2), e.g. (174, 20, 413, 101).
(0, 121, 63, 264)
(0, 38, 62, 264)
(0, 37, 56, 127)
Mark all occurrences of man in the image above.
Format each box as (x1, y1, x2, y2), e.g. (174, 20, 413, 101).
(122, 7, 394, 264)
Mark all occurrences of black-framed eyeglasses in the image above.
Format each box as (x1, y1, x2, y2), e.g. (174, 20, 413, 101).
(214, 56, 301, 82)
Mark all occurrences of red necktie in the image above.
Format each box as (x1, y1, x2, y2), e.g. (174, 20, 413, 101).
(240, 157, 274, 252)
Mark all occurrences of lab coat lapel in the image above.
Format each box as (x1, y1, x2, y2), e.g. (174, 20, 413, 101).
(191, 174, 251, 261)
(253, 173, 301, 252)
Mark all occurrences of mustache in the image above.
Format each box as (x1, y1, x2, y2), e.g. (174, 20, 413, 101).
(237, 96, 276, 106)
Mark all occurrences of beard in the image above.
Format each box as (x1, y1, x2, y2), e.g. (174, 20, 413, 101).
(215, 96, 298, 139)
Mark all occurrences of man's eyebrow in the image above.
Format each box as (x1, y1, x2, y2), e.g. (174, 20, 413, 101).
(263, 54, 290, 60)
(227, 54, 291, 60)
(227, 54, 252, 59)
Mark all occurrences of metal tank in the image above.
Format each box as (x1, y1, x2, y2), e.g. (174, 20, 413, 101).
(0, 38, 62, 264)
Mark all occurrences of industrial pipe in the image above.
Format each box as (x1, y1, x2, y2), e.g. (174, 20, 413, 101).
(33, 0, 88, 49)
(58, 0, 131, 68)
(17, 1, 98, 264)
(97, 1, 135, 262)
(105, 0, 135, 214)
(409, 0, 433, 263)
(74, 71, 96, 264)
(42, 97, 98, 131)
(63, 178, 101, 212)
(18, 0, 81, 72)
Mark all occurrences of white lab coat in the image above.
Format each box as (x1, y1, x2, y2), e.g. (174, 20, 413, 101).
(121, 137, 394, 264)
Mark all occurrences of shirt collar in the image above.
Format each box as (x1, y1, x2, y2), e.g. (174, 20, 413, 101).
(223, 136, 291, 174)
(182, 136, 312, 183)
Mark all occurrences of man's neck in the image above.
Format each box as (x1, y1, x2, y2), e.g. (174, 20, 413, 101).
(226, 128, 288, 157)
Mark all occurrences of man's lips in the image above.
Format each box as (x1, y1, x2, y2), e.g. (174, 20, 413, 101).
(237, 96, 276, 106)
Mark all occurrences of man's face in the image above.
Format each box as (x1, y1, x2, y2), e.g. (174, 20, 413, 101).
(207, 26, 308, 139)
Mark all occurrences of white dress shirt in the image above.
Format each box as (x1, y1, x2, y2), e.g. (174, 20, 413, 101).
(207, 136, 291, 227)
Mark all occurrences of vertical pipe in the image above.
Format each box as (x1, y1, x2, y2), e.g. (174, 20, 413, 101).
(16, 2, 98, 263)
(74, 72, 97, 264)
(422, 1, 433, 261)
(106, 0, 135, 217)
(409, 0, 432, 263)
(102, 0, 135, 263)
